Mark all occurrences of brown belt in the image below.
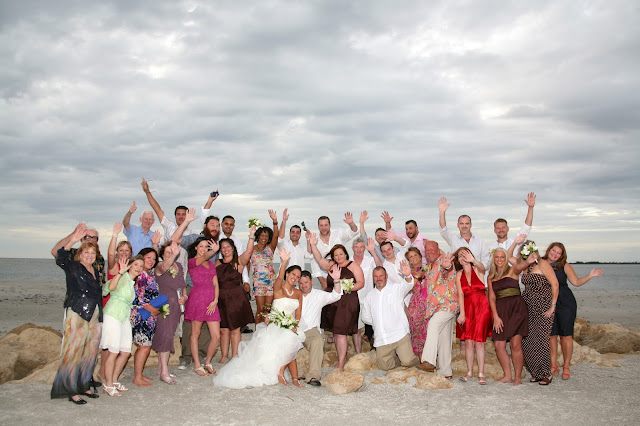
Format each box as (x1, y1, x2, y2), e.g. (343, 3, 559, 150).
(496, 288, 521, 299)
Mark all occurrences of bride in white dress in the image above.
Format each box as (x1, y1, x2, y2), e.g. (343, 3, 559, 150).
(213, 250, 305, 389)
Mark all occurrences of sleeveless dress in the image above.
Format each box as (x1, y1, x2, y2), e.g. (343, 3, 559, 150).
(407, 269, 429, 355)
(491, 277, 529, 341)
(213, 297, 306, 389)
(521, 271, 554, 380)
(551, 265, 577, 337)
(250, 247, 275, 297)
(152, 262, 185, 353)
(131, 270, 160, 346)
(185, 258, 221, 322)
(321, 261, 359, 335)
(459, 269, 492, 342)
(216, 260, 254, 330)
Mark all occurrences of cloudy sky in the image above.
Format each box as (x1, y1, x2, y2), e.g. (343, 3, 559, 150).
(1, 0, 639, 261)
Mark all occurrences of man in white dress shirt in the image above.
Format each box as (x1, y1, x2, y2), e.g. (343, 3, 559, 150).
(277, 208, 309, 270)
(309, 213, 358, 289)
(487, 192, 536, 256)
(362, 265, 419, 371)
(299, 270, 342, 386)
(438, 197, 489, 273)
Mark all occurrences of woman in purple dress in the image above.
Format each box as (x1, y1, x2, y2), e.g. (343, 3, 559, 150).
(185, 237, 221, 377)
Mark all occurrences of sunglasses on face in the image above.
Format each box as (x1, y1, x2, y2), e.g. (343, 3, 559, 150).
(83, 235, 99, 241)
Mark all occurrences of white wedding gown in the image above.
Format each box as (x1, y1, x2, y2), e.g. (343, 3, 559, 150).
(213, 297, 306, 389)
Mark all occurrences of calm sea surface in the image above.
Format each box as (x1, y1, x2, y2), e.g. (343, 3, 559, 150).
(0, 258, 638, 290)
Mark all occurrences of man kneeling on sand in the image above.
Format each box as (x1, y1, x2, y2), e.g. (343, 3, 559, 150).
(299, 271, 342, 386)
(362, 265, 419, 371)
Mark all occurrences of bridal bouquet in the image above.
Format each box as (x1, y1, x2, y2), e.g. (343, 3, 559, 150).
(158, 304, 170, 318)
(266, 309, 298, 331)
(520, 242, 538, 260)
(340, 278, 354, 293)
(247, 216, 263, 229)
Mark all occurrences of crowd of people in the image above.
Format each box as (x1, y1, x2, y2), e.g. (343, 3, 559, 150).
(50, 184, 606, 404)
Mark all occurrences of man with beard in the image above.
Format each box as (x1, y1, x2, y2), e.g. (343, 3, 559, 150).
(488, 192, 536, 255)
(383, 212, 430, 265)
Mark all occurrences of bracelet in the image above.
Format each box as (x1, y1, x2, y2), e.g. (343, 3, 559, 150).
(112, 234, 118, 238)
(249, 236, 255, 240)
(272, 222, 278, 226)
(551, 302, 556, 306)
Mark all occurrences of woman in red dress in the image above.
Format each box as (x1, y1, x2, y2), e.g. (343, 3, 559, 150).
(455, 247, 492, 384)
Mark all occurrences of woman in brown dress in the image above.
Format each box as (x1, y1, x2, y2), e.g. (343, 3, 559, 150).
(152, 241, 187, 384)
(215, 226, 256, 363)
(487, 246, 529, 385)
(309, 235, 364, 371)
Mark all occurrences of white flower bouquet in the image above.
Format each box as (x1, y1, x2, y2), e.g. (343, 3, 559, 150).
(247, 216, 263, 229)
(266, 308, 298, 331)
(168, 266, 178, 278)
(520, 242, 538, 260)
(159, 304, 170, 318)
(340, 278, 354, 293)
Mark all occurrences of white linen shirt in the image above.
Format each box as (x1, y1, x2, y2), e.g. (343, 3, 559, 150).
(310, 227, 358, 278)
(301, 288, 342, 332)
(440, 226, 490, 271)
(277, 239, 310, 270)
(361, 277, 414, 347)
(228, 233, 250, 283)
(160, 215, 195, 279)
(356, 256, 376, 303)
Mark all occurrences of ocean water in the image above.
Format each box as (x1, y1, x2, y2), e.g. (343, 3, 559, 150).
(0, 258, 637, 290)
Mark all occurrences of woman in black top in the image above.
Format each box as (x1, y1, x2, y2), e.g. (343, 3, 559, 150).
(52, 224, 103, 405)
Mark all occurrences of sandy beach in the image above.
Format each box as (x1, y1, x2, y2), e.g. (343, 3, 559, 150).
(1, 280, 639, 425)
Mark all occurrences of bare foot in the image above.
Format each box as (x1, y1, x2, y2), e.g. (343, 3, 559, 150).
(143, 375, 154, 382)
(278, 373, 290, 386)
(497, 376, 512, 383)
(133, 378, 151, 387)
(292, 379, 304, 388)
(513, 378, 522, 385)
(219, 357, 228, 364)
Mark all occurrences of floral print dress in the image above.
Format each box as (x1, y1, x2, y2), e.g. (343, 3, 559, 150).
(250, 247, 275, 297)
(407, 267, 430, 355)
(130, 270, 160, 346)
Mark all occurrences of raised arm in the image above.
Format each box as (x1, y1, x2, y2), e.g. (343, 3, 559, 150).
(438, 197, 449, 229)
(381, 211, 393, 231)
(359, 211, 369, 238)
(344, 212, 357, 233)
(383, 230, 409, 248)
(565, 264, 604, 287)
(201, 190, 219, 225)
(278, 208, 288, 240)
(51, 223, 84, 257)
(156, 241, 180, 275)
(273, 250, 291, 293)
(507, 234, 527, 266)
(268, 210, 279, 252)
(524, 192, 536, 226)
(307, 233, 333, 271)
(142, 178, 166, 222)
(366, 237, 383, 267)
(238, 226, 257, 266)
(123, 201, 137, 231)
(109, 258, 131, 291)
(108, 222, 123, 274)
(171, 208, 198, 244)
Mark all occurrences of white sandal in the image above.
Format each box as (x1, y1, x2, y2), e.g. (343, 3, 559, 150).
(459, 372, 473, 382)
(103, 384, 122, 397)
(113, 382, 128, 391)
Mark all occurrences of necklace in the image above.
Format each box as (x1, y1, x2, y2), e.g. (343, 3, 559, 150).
(284, 286, 294, 297)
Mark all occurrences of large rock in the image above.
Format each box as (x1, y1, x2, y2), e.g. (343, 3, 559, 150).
(11, 360, 59, 385)
(323, 370, 364, 395)
(344, 351, 377, 372)
(0, 324, 62, 384)
(384, 366, 452, 390)
(557, 340, 620, 367)
(296, 348, 310, 377)
(577, 322, 640, 354)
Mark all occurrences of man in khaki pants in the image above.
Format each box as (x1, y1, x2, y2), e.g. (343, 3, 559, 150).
(299, 271, 342, 386)
(362, 265, 419, 371)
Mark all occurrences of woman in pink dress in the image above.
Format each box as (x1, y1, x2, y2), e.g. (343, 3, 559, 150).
(455, 247, 492, 385)
(184, 237, 221, 377)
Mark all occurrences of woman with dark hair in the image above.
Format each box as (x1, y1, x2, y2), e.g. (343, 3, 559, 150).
(542, 242, 603, 380)
(216, 228, 256, 363)
(250, 210, 280, 324)
(101, 255, 144, 396)
(455, 247, 492, 384)
(213, 253, 305, 389)
(152, 241, 188, 384)
(405, 246, 430, 355)
(51, 224, 102, 404)
(487, 247, 528, 385)
(511, 239, 559, 385)
(185, 236, 221, 376)
(130, 247, 160, 387)
(309, 235, 364, 371)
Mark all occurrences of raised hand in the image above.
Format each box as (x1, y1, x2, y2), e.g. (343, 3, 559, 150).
(460, 250, 475, 264)
(278, 248, 291, 263)
(112, 222, 123, 235)
(71, 224, 88, 243)
(514, 233, 527, 245)
(282, 208, 289, 223)
(359, 210, 369, 223)
(381, 211, 393, 224)
(152, 231, 161, 246)
(117, 258, 131, 274)
(208, 240, 220, 253)
(141, 178, 150, 193)
(344, 212, 354, 224)
(366, 237, 376, 253)
(399, 259, 411, 277)
(305, 229, 312, 239)
(249, 225, 257, 239)
(308, 232, 318, 245)
(438, 197, 450, 213)
(129, 201, 137, 214)
(185, 207, 197, 223)
(590, 268, 604, 278)
(268, 209, 277, 223)
(328, 264, 342, 281)
(442, 252, 453, 269)
(525, 192, 536, 207)
(209, 189, 219, 201)
(383, 230, 396, 242)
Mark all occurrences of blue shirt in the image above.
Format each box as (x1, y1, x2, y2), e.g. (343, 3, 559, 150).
(124, 224, 153, 255)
